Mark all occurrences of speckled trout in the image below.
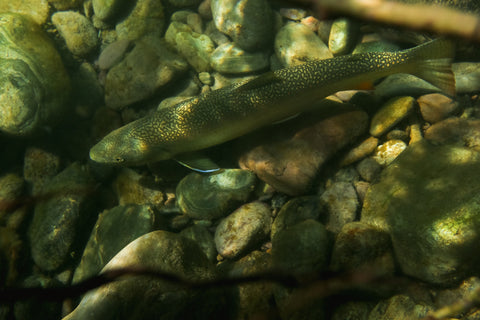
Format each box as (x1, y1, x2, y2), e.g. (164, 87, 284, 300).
(90, 39, 455, 170)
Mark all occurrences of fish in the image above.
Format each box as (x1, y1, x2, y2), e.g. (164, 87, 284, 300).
(90, 39, 455, 171)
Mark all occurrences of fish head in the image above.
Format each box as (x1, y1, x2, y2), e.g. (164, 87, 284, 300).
(89, 121, 173, 166)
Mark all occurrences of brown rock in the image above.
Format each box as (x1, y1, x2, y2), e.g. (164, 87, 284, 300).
(238, 100, 368, 195)
(418, 93, 460, 123)
(425, 118, 480, 151)
(340, 136, 379, 166)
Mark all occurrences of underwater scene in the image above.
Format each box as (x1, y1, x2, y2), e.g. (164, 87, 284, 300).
(1, 0, 480, 319)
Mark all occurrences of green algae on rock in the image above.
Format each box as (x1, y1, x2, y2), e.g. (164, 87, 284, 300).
(28, 163, 95, 272)
(51, 11, 98, 57)
(362, 140, 480, 285)
(104, 36, 188, 109)
(64, 230, 218, 320)
(0, 13, 70, 136)
(272, 219, 329, 275)
(72, 204, 157, 284)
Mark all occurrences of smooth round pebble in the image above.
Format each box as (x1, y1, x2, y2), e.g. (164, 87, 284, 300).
(330, 221, 394, 275)
(356, 157, 382, 182)
(28, 163, 95, 271)
(328, 17, 360, 55)
(98, 39, 132, 70)
(115, 0, 166, 40)
(211, 0, 274, 51)
(271, 196, 323, 239)
(72, 204, 157, 283)
(0, 13, 70, 136)
(275, 22, 332, 67)
(104, 37, 188, 109)
(52, 11, 98, 57)
(453, 62, 480, 93)
(320, 181, 359, 233)
(215, 201, 271, 259)
(65, 230, 216, 320)
(113, 168, 164, 209)
(417, 93, 460, 123)
(92, 0, 128, 21)
(180, 225, 217, 262)
(176, 169, 257, 220)
(271, 219, 329, 275)
(375, 74, 442, 99)
(370, 96, 416, 137)
(372, 139, 407, 166)
(340, 136, 379, 166)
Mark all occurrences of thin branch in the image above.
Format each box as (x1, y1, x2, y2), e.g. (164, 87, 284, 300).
(311, 0, 480, 42)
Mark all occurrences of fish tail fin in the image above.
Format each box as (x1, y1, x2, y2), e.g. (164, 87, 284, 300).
(407, 39, 456, 96)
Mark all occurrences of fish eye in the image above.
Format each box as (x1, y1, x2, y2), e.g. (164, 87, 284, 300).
(115, 157, 125, 163)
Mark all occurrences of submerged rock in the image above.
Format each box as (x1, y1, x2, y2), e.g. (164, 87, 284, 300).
(23, 147, 62, 193)
(453, 62, 480, 93)
(165, 21, 215, 72)
(211, 0, 274, 51)
(0, 13, 70, 136)
(362, 141, 480, 285)
(113, 168, 164, 209)
(115, 0, 165, 40)
(72, 204, 157, 284)
(340, 136, 379, 167)
(28, 163, 95, 271)
(320, 181, 359, 233)
(330, 222, 394, 275)
(92, 0, 129, 21)
(64, 231, 219, 320)
(180, 224, 217, 262)
(369, 96, 416, 137)
(417, 93, 460, 124)
(328, 18, 360, 55)
(275, 22, 332, 67)
(0, 0, 49, 25)
(97, 39, 132, 70)
(217, 251, 274, 318)
(51, 11, 98, 57)
(372, 139, 407, 166)
(215, 201, 271, 259)
(271, 196, 323, 239)
(239, 100, 368, 195)
(176, 169, 257, 220)
(271, 219, 329, 275)
(368, 295, 431, 320)
(425, 118, 480, 152)
(104, 37, 188, 109)
(375, 74, 442, 99)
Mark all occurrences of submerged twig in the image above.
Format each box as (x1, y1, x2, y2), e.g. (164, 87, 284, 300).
(303, 0, 480, 42)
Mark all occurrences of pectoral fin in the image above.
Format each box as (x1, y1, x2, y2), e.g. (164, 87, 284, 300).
(175, 153, 221, 173)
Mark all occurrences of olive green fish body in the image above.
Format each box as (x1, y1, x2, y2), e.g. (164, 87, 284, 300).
(90, 39, 454, 166)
